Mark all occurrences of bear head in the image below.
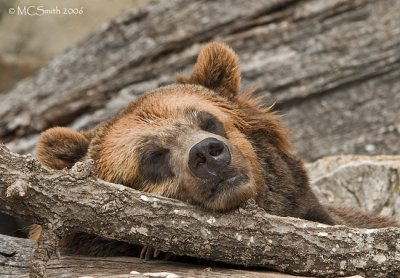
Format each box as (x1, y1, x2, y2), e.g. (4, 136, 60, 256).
(37, 42, 331, 222)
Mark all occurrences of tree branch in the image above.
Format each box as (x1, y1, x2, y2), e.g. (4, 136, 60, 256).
(28, 223, 59, 278)
(0, 144, 399, 277)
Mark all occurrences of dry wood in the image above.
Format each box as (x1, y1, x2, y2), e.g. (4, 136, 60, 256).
(0, 234, 365, 278)
(0, 234, 34, 278)
(28, 225, 58, 278)
(0, 145, 399, 277)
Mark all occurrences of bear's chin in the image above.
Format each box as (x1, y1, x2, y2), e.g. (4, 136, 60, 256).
(201, 174, 257, 212)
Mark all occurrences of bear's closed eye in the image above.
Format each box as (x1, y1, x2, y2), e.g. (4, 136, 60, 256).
(198, 111, 227, 138)
(139, 148, 174, 183)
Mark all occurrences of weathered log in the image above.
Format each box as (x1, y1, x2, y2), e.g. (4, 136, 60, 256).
(0, 234, 365, 278)
(1, 0, 400, 161)
(1, 145, 399, 277)
(0, 234, 34, 278)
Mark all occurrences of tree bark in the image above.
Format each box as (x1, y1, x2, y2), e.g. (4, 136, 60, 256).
(1, 145, 399, 277)
(0, 0, 399, 161)
(0, 233, 366, 278)
(0, 234, 34, 277)
(0, 235, 364, 278)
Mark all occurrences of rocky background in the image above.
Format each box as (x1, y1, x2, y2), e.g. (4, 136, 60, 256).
(0, 0, 147, 94)
(0, 0, 399, 162)
(308, 155, 400, 222)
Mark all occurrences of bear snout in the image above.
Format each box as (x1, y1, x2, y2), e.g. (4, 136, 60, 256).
(188, 137, 231, 179)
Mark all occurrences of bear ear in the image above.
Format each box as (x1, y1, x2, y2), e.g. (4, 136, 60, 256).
(177, 42, 240, 100)
(36, 127, 91, 170)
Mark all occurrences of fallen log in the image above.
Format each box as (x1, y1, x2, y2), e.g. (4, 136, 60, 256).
(0, 145, 399, 277)
(0, 234, 364, 278)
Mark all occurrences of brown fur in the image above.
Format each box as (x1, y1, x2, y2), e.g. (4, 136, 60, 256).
(328, 206, 400, 228)
(177, 42, 240, 100)
(37, 127, 91, 170)
(35, 42, 399, 255)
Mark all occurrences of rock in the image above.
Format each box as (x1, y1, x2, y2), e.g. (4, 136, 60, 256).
(308, 155, 400, 221)
(0, 0, 400, 162)
(0, 57, 42, 94)
(0, 0, 148, 94)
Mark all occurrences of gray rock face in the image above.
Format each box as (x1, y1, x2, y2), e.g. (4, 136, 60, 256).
(308, 156, 400, 222)
(0, 0, 399, 163)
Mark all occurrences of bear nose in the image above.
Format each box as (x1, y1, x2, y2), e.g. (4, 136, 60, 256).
(188, 137, 231, 179)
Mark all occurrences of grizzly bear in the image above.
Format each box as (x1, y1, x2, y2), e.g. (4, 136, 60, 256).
(35, 42, 399, 257)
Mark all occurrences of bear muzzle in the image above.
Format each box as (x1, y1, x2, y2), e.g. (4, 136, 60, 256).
(188, 137, 231, 180)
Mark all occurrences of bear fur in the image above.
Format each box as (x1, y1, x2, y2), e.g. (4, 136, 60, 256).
(35, 42, 399, 255)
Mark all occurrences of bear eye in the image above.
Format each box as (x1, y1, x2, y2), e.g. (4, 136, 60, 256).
(139, 148, 173, 183)
(148, 149, 168, 163)
(198, 111, 227, 137)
